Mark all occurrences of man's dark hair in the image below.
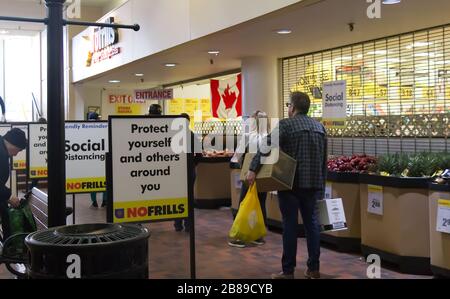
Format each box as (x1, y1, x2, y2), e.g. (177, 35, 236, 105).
(148, 104, 162, 115)
(290, 91, 310, 115)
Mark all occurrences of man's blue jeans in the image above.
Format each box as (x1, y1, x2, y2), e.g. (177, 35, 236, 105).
(277, 188, 321, 274)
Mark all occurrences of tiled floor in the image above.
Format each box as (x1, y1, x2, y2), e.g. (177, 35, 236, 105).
(0, 193, 432, 279)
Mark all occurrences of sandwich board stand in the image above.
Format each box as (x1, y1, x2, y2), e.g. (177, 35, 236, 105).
(106, 115, 196, 279)
(65, 121, 109, 224)
(28, 121, 109, 224)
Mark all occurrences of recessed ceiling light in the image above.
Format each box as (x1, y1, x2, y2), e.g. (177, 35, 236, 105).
(0, 30, 9, 34)
(165, 63, 177, 67)
(276, 29, 292, 35)
(109, 80, 120, 83)
(208, 50, 220, 55)
(135, 73, 144, 77)
(382, 0, 401, 4)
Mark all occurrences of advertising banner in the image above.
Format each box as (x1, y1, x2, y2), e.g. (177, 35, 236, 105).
(65, 121, 108, 194)
(109, 116, 190, 223)
(28, 124, 48, 179)
(322, 80, 347, 128)
(11, 124, 28, 170)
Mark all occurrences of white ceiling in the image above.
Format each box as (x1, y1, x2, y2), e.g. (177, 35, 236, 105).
(77, 0, 450, 90)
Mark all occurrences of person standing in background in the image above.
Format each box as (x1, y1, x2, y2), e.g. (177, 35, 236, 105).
(246, 92, 327, 279)
(87, 112, 107, 208)
(228, 110, 270, 248)
(0, 128, 27, 240)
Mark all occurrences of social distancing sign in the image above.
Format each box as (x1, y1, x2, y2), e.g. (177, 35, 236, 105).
(28, 122, 108, 192)
(65, 122, 108, 193)
(108, 116, 190, 223)
(28, 123, 48, 179)
(12, 124, 28, 170)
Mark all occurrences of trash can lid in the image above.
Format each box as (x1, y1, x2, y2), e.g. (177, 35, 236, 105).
(25, 223, 150, 248)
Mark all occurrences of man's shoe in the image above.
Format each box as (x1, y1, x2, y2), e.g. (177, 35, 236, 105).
(90, 202, 98, 209)
(251, 238, 265, 246)
(271, 271, 294, 279)
(304, 269, 320, 279)
(175, 226, 183, 232)
(101, 201, 107, 208)
(228, 240, 246, 248)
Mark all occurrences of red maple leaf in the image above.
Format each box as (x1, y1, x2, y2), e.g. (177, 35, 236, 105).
(221, 84, 237, 109)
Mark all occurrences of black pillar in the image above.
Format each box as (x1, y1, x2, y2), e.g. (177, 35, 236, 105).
(46, 0, 66, 227)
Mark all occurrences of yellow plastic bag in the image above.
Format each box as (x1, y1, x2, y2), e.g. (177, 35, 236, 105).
(229, 183, 267, 243)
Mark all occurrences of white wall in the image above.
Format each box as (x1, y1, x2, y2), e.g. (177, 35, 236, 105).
(189, 0, 300, 40)
(72, 0, 303, 82)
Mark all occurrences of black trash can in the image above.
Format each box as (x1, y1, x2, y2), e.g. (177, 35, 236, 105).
(25, 223, 150, 279)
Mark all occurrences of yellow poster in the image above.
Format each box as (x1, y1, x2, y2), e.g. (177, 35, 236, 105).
(115, 103, 142, 115)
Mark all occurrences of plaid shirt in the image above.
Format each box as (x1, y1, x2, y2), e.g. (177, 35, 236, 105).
(249, 114, 327, 190)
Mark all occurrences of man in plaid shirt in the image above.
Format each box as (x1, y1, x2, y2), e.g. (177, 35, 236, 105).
(246, 91, 327, 279)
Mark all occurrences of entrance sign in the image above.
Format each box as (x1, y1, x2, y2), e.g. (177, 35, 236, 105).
(134, 88, 174, 101)
(322, 80, 347, 128)
(108, 116, 191, 223)
(65, 121, 108, 193)
(11, 124, 28, 170)
(28, 124, 48, 179)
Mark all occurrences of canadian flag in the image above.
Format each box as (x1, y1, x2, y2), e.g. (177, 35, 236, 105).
(210, 74, 242, 119)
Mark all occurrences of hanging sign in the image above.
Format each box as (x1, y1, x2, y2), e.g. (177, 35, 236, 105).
(11, 124, 28, 170)
(436, 199, 450, 234)
(367, 184, 383, 215)
(109, 116, 190, 223)
(322, 80, 347, 128)
(65, 121, 108, 194)
(28, 124, 48, 179)
(134, 88, 173, 100)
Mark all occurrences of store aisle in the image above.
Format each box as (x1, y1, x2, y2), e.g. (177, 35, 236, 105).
(0, 195, 432, 279)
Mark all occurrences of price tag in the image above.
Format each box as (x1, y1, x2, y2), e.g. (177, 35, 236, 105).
(368, 185, 383, 215)
(324, 182, 332, 199)
(436, 199, 450, 234)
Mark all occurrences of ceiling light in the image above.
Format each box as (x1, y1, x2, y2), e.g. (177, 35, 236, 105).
(382, 0, 401, 4)
(165, 63, 177, 67)
(276, 29, 292, 34)
(208, 50, 220, 55)
(135, 73, 144, 77)
(109, 80, 120, 83)
(356, 54, 363, 59)
(0, 30, 9, 34)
